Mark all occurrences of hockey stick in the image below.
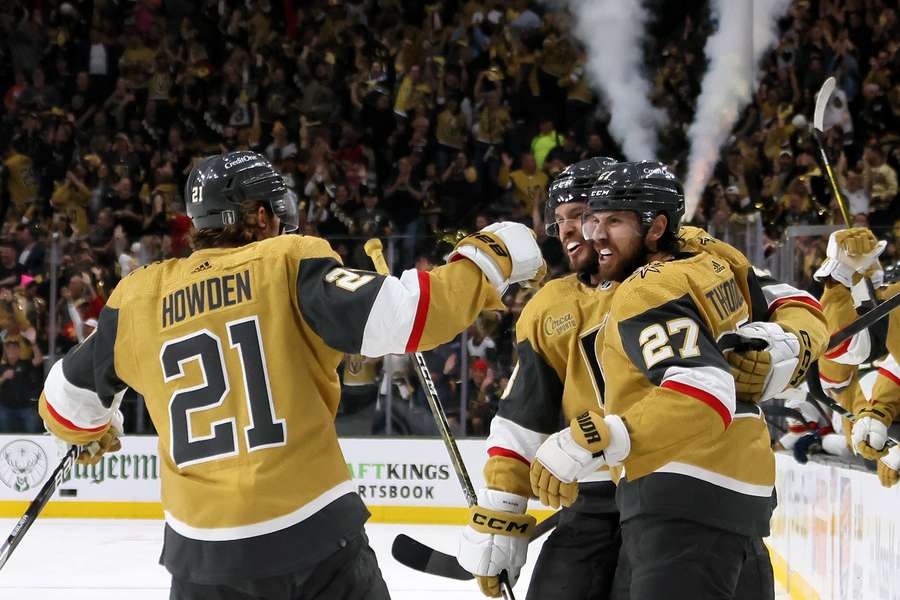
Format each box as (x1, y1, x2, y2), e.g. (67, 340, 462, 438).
(391, 510, 561, 581)
(0, 444, 78, 571)
(811, 76, 851, 226)
(720, 289, 900, 357)
(363, 239, 516, 599)
(803, 291, 900, 449)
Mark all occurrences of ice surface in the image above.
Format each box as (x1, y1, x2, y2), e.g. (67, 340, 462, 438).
(0, 519, 543, 600)
(0, 518, 788, 599)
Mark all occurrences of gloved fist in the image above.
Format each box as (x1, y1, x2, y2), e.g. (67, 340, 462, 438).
(450, 222, 546, 295)
(77, 410, 124, 465)
(725, 321, 810, 402)
(878, 446, 900, 488)
(813, 228, 886, 288)
(530, 412, 629, 508)
(458, 489, 536, 598)
(851, 404, 892, 460)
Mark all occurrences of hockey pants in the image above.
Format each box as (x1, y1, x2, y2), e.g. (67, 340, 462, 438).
(169, 531, 390, 600)
(611, 514, 774, 600)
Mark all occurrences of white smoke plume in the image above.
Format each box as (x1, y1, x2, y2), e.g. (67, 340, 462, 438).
(564, 0, 665, 161)
(683, 0, 793, 220)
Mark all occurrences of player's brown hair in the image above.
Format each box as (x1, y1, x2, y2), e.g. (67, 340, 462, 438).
(190, 199, 273, 250)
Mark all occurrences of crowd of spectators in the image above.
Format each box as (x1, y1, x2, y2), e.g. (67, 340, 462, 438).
(0, 0, 896, 436)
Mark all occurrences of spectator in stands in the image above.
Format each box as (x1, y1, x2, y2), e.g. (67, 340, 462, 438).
(499, 151, 548, 220)
(0, 335, 42, 433)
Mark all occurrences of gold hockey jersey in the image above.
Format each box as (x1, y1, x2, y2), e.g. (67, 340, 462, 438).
(819, 281, 900, 421)
(485, 227, 827, 523)
(485, 272, 617, 498)
(39, 234, 504, 582)
(603, 248, 827, 537)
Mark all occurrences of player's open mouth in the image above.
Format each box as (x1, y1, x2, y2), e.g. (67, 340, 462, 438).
(566, 241, 582, 256)
(598, 248, 613, 262)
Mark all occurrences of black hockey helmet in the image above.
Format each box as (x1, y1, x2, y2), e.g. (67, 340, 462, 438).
(185, 151, 299, 232)
(584, 161, 684, 235)
(544, 156, 616, 237)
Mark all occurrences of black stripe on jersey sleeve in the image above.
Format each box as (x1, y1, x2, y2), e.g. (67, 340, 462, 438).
(497, 340, 564, 434)
(745, 268, 772, 322)
(62, 306, 127, 408)
(297, 257, 387, 354)
(617, 293, 730, 386)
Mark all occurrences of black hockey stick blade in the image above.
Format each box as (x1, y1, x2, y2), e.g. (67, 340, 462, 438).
(392, 533, 474, 580)
(391, 511, 561, 581)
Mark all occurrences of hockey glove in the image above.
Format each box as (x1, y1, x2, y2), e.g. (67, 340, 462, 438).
(53, 410, 124, 466)
(530, 412, 629, 509)
(851, 403, 892, 460)
(878, 446, 900, 488)
(450, 222, 546, 295)
(726, 321, 812, 402)
(792, 431, 822, 464)
(813, 228, 886, 288)
(458, 488, 537, 598)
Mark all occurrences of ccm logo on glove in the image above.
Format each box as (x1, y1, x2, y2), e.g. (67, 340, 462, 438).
(471, 511, 532, 536)
(789, 330, 812, 387)
(471, 234, 509, 257)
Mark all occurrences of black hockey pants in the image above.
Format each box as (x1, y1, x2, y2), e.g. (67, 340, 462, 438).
(610, 514, 774, 600)
(525, 508, 621, 599)
(169, 531, 390, 600)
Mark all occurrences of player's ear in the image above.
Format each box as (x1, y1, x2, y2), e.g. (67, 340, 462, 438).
(645, 214, 668, 250)
(256, 204, 278, 240)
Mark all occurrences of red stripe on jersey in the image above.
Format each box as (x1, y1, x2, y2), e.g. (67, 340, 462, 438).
(405, 271, 431, 352)
(661, 380, 732, 428)
(819, 371, 846, 384)
(879, 367, 900, 387)
(488, 446, 530, 465)
(768, 295, 822, 316)
(44, 401, 108, 433)
(824, 336, 852, 359)
(788, 421, 817, 433)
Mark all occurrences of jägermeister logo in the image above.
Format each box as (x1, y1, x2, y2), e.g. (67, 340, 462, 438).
(0, 440, 48, 492)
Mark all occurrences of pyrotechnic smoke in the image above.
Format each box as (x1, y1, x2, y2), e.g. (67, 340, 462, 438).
(683, 0, 792, 220)
(564, 0, 665, 161)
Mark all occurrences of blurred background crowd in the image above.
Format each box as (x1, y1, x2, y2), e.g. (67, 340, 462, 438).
(0, 0, 897, 437)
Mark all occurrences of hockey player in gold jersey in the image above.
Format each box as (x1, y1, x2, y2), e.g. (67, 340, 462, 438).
(458, 159, 827, 599)
(37, 151, 546, 600)
(812, 227, 900, 485)
(527, 161, 828, 599)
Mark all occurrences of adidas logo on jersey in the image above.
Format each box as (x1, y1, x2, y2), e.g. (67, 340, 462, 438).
(191, 261, 213, 274)
(712, 260, 725, 273)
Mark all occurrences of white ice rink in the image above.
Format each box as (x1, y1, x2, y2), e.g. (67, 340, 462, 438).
(0, 519, 789, 599)
(0, 519, 545, 600)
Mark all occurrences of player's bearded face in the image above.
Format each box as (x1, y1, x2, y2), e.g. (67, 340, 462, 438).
(582, 210, 646, 282)
(555, 203, 598, 276)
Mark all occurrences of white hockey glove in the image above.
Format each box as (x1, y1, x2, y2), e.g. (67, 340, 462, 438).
(530, 411, 630, 508)
(458, 488, 537, 598)
(851, 403, 892, 460)
(450, 222, 546, 295)
(878, 445, 900, 488)
(725, 321, 805, 403)
(813, 228, 886, 288)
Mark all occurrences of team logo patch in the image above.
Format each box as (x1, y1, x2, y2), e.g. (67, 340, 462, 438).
(0, 440, 48, 492)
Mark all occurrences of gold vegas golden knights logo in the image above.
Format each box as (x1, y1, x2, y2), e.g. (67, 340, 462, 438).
(0, 440, 48, 492)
